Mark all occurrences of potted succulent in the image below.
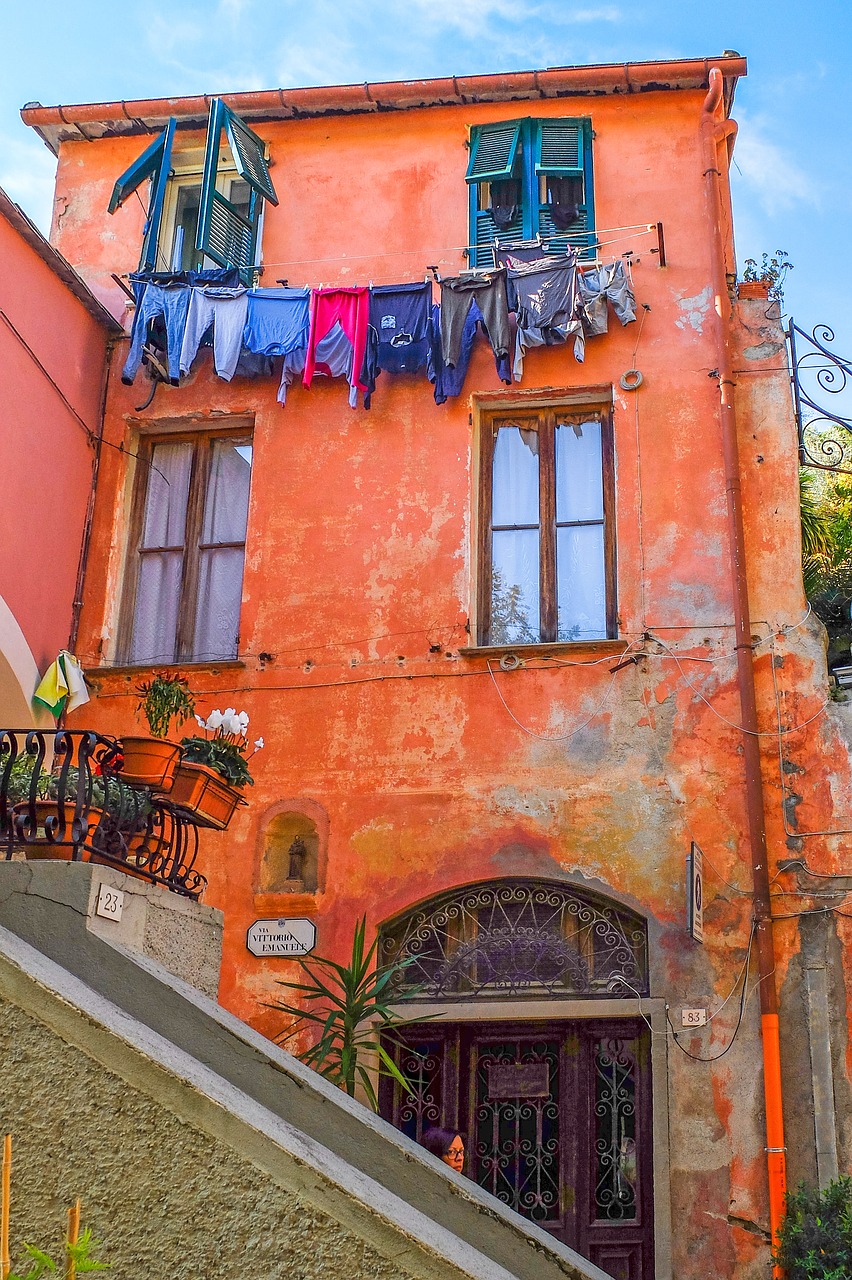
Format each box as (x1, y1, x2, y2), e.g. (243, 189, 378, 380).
(167, 708, 262, 830)
(119, 672, 196, 792)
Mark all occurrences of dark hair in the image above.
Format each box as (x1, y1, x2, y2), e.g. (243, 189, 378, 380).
(420, 1127, 463, 1158)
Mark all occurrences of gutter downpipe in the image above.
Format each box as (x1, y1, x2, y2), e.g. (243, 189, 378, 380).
(702, 66, 787, 1272)
(68, 336, 115, 655)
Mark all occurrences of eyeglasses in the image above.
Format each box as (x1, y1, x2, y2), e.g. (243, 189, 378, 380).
(446, 1146, 465, 1158)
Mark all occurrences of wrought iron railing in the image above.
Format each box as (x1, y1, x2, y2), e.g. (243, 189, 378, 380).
(0, 730, 206, 900)
(787, 319, 852, 475)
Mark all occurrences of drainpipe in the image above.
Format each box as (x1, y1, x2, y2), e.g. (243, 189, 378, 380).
(68, 337, 115, 654)
(701, 66, 787, 1268)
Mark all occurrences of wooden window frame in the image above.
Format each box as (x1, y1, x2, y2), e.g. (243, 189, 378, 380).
(476, 403, 617, 647)
(118, 426, 252, 666)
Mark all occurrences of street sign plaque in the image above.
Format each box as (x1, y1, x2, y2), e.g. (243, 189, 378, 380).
(687, 843, 704, 943)
(246, 918, 317, 957)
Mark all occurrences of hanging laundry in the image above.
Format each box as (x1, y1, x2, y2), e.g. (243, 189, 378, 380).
(304, 287, 370, 408)
(122, 281, 190, 385)
(281, 323, 353, 405)
(368, 283, 432, 374)
(546, 176, 584, 231)
(131, 267, 242, 289)
(428, 301, 511, 403)
(439, 269, 511, 370)
(233, 350, 273, 379)
(505, 253, 584, 380)
(244, 287, 310, 357)
(359, 326, 380, 409)
(179, 286, 249, 382)
(33, 652, 89, 718)
(579, 260, 637, 335)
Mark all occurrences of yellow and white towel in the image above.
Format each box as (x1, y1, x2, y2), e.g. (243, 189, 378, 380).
(33, 651, 90, 717)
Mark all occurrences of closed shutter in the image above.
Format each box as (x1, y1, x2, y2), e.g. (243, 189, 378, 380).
(108, 119, 176, 273)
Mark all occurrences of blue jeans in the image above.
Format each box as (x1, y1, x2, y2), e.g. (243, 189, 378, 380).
(122, 283, 191, 385)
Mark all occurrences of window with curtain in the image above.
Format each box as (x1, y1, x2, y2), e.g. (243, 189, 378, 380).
(477, 403, 616, 646)
(121, 431, 253, 664)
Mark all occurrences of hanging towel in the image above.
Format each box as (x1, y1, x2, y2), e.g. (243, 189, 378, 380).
(33, 652, 90, 717)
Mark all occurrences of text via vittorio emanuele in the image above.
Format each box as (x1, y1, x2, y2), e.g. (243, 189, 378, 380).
(246, 918, 316, 957)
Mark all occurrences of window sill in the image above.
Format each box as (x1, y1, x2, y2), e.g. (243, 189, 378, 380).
(458, 640, 628, 660)
(85, 659, 246, 678)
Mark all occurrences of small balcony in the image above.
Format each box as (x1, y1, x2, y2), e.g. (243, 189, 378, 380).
(0, 729, 207, 900)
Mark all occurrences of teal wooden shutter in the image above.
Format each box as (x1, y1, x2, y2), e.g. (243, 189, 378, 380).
(467, 121, 526, 266)
(465, 121, 522, 183)
(534, 119, 595, 258)
(197, 100, 276, 278)
(108, 120, 176, 272)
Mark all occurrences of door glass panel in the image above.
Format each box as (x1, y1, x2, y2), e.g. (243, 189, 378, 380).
(202, 439, 252, 543)
(474, 1039, 561, 1224)
(555, 420, 603, 523)
(593, 1037, 638, 1221)
(556, 525, 606, 640)
(396, 1040, 445, 1143)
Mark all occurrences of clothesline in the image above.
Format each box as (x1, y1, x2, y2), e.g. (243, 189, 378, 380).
(122, 250, 639, 411)
(255, 224, 659, 272)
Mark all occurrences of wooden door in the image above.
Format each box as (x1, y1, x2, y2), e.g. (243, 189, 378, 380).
(380, 1019, 654, 1279)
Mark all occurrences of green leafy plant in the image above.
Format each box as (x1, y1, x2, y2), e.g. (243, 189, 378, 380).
(3, 755, 81, 805)
(269, 915, 421, 1110)
(774, 1176, 852, 1278)
(741, 248, 793, 301)
(134, 672, 196, 739)
(181, 708, 262, 788)
(8, 1228, 109, 1278)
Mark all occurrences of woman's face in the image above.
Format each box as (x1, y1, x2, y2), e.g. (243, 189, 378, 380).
(442, 1135, 465, 1173)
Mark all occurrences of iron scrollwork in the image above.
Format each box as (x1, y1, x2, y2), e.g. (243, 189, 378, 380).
(787, 319, 852, 474)
(380, 878, 648, 1000)
(0, 729, 207, 900)
(594, 1037, 638, 1221)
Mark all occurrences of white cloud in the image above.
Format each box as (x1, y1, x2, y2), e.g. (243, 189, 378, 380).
(733, 112, 820, 217)
(0, 136, 57, 234)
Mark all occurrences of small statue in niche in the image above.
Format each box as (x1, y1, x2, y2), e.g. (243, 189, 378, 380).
(287, 835, 307, 882)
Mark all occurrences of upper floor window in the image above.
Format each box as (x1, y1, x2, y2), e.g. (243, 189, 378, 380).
(120, 429, 253, 665)
(476, 401, 616, 647)
(466, 117, 594, 267)
(108, 100, 278, 280)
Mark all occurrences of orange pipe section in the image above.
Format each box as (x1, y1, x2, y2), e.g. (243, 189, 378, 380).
(701, 67, 787, 1272)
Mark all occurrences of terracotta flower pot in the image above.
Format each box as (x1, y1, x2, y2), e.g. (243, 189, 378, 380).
(9, 800, 104, 856)
(166, 761, 245, 830)
(737, 280, 770, 300)
(118, 737, 181, 792)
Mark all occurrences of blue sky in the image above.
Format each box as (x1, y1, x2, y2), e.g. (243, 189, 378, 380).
(3, 0, 851, 363)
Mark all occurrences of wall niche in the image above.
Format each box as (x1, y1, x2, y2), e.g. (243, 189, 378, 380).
(259, 810, 321, 894)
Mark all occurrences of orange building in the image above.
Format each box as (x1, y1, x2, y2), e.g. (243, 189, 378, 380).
(19, 53, 852, 1278)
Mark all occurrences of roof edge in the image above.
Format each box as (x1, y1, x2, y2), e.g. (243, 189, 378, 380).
(22, 55, 746, 154)
(0, 186, 124, 335)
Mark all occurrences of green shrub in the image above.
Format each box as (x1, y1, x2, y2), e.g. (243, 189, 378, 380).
(774, 1176, 852, 1279)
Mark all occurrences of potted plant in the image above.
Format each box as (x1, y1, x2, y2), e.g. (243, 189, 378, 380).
(3, 754, 102, 855)
(119, 672, 196, 792)
(167, 708, 262, 830)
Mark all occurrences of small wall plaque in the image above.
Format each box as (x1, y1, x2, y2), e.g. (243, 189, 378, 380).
(246, 918, 316, 957)
(487, 1061, 550, 1100)
(95, 883, 124, 922)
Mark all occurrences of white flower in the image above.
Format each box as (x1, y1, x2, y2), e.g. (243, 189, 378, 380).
(223, 711, 242, 735)
(206, 710, 225, 730)
(237, 710, 249, 731)
(195, 715, 206, 727)
(254, 737, 264, 751)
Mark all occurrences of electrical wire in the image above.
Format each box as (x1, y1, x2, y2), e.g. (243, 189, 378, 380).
(664, 923, 755, 1062)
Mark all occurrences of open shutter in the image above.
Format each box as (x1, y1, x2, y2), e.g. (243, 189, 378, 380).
(196, 99, 276, 278)
(534, 119, 595, 259)
(108, 120, 176, 273)
(466, 121, 522, 184)
(467, 121, 525, 266)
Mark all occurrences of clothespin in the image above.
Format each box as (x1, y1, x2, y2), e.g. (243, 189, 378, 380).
(426, 265, 441, 284)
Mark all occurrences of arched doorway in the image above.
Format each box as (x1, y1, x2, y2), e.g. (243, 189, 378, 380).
(378, 879, 654, 1280)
